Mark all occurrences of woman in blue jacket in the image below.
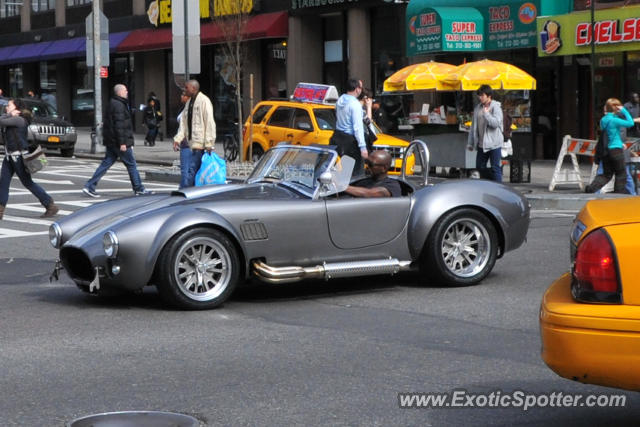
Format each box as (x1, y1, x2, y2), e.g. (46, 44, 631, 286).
(586, 98, 635, 194)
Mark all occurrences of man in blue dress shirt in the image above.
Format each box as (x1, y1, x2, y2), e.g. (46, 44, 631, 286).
(330, 78, 369, 177)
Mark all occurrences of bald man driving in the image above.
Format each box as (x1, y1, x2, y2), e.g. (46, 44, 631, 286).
(344, 150, 402, 197)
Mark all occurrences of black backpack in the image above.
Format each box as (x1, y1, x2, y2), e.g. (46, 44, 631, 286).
(594, 123, 609, 163)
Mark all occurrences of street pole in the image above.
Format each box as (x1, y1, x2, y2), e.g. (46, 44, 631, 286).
(590, 0, 596, 139)
(184, 0, 189, 82)
(92, 0, 102, 153)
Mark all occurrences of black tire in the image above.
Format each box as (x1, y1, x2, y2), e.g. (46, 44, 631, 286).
(223, 136, 238, 161)
(157, 228, 240, 309)
(61, 147, 74, 157)
(249, 144, 264, 163)
(421, 208, 498, 286)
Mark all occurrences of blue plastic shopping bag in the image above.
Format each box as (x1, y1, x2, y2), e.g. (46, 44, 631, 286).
(195, 152, 226, 186)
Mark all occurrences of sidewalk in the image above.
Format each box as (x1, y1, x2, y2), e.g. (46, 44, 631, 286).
(72, 127, 630, 211)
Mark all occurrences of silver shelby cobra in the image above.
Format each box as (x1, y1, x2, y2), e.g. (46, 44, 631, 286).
(49, 142, 530, 309)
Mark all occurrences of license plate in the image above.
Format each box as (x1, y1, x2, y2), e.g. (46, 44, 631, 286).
(48, 136, 60, 142)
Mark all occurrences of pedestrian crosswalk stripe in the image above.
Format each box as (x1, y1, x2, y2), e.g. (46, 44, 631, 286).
(0, 215, 56, 225)
(0, 228, 48, 238)
(4, 204, 72, 216)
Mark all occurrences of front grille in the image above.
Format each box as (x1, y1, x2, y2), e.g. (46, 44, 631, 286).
(36, 125, 66, 135)
(60, 247, 94, 283)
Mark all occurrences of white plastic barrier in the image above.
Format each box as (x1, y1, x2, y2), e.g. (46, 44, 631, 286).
(549, 135, 598, 191)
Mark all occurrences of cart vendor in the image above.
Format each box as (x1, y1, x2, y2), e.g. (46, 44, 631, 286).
(467, 85, 504, 182)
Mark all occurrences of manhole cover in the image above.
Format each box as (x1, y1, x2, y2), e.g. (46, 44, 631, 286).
(67, 411, 199, 427)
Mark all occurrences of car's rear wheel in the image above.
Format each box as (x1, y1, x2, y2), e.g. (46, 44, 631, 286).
(157, 227, 239, 309)
(421, 208, 497, 286)
(61, 147, 74, 157)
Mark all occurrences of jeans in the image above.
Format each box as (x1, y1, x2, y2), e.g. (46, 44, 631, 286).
(0, 155, 52, 207)
(586, 148, 628, 194)
(187, 149, 204, 187)
(85, 145, 145, 193)
(145, 126, 158, 145)
(595, 161, 636, 195)
(475, 147, 503, 182)
(179, 146, 192, 189)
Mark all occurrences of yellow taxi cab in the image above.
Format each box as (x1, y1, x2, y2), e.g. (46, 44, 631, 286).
(540, 197, 640, 391)
(242, 83, 410, 175)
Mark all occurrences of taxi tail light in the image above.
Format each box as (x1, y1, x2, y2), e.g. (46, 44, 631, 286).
(571, 229, 621, 304)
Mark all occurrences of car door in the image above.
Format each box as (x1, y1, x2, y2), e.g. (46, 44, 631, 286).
(264, 106, 293, 147)
(324, 196, 412, 249)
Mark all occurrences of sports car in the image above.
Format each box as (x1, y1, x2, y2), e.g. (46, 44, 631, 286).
(50, 142, 530, 310)
(540, 197, 640, 391)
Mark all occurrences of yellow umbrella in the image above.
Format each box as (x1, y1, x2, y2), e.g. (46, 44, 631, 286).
(437, 59, 536, 91)
(383, 61, 457, 92)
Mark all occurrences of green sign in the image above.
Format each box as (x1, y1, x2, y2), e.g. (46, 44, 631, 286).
(407, 1, 541, 56)
(537, 4, 640, 56)
(407, 7, 484, 54)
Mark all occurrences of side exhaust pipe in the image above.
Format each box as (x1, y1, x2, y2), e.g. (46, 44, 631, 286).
(252, 258, 413, 284)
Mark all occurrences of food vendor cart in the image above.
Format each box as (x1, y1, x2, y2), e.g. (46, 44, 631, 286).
(383, 59, 536, 181)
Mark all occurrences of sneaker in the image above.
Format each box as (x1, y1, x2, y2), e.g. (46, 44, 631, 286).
(135, 189, 153, 196)
(82, 187, 100, 198)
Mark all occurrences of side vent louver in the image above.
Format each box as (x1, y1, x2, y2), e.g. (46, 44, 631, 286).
(240, 222, 268, 241)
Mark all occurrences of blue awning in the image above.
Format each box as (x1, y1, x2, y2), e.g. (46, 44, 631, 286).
(0, 31, 130, 65)
(6, 41, 52, 64)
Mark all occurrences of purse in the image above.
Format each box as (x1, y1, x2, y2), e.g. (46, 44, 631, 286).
(22, 145, 47, 174)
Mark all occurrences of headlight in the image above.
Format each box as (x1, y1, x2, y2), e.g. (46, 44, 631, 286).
(49, 223, 62, 248)
(103, 231, 119, 258)
(66, 126, 75, 134)
(29, 124, 38, 133)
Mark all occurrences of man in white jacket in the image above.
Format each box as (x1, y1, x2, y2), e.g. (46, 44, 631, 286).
(467, 84, 503, 182)
(173, 79, 216, 187)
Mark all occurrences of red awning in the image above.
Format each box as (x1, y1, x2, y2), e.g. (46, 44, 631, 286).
(201, 11, 288, 45)
(117, 11, 288, 53)
(116, 27, 172, 53)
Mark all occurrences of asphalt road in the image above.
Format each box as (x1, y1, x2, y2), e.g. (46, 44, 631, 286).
(1, 156, 639, 426)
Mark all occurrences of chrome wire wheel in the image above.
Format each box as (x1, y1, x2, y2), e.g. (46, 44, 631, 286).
(440, 217, 491, 278)
(173, 236, 232, 302)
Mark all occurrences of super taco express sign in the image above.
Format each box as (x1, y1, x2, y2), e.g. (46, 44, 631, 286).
(537, 4, 640, 56)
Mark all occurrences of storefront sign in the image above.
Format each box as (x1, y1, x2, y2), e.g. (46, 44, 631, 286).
(406, 1, 539, 55)
(408, 7, 484, 54)
(146, 0, 211, 26)
(485, 2, 538, 50)
(291, 0, 360, 10)
(537, 4, 640, 56)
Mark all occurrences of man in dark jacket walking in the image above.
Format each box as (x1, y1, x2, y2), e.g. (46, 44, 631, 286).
(83, 84, 149, 197)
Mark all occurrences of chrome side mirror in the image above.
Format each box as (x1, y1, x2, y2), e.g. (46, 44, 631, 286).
(318, 171, 332, 187)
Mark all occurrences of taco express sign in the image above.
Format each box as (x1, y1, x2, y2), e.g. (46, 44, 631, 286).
(537, 4, 640, 56)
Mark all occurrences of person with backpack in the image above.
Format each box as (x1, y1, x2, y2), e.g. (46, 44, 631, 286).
(586, 98, 635, 194)
(0, 98, 58, 219)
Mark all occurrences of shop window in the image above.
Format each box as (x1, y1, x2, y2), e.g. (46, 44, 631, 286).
(32, 0, 55, 12)
(1, 2, 19, 18)
(40, 61, 57, 110)
(8, 66, 23, 98)
(67, 0, 91, 5)
(71, 60, 93, 112)
(267, 107, 292, 128)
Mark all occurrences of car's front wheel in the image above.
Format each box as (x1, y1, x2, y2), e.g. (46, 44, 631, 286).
(421, 208, 498, 286)
(157, 228, 240, 309)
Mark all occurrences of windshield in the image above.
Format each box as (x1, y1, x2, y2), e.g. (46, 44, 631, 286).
(247, 146, 335, 196)
(24, 100, 58, 118)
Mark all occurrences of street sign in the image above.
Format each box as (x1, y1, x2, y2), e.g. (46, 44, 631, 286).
(100, 66, 108, 78)
(172, 0, 201, 75)
(86, 11, 109, 67)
